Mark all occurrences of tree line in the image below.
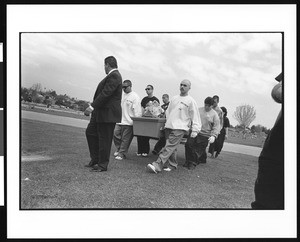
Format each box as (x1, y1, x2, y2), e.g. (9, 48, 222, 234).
(21, 83, 89, 112)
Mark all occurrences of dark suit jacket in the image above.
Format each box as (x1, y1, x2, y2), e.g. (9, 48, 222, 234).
(91, 70, 122, 123)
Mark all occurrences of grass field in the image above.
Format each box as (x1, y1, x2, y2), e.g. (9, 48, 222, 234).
(21, 119, 259, 209)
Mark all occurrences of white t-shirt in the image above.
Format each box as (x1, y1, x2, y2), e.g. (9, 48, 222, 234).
(118, 91, 142, 126)
(165, 94, 201, 132)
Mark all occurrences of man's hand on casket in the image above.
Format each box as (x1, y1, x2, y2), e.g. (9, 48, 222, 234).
(190, 131, 198, 138)
(208, 136, 215, 143)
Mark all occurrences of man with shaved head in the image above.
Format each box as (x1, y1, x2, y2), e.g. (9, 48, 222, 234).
(147, 79, 201, 174)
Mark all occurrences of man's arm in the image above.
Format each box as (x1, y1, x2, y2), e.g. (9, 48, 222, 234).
(132, 96, 142, 117)
(225, 127, 229, 139)
(211, 113, 220, 137)
(225, 117, 230, 138)
(164, 98, 173, 119)
(189, 100, 201, 134)
(219, 109, 224, 128)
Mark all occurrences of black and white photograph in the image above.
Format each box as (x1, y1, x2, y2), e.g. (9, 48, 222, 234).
(20, 32, 282, 209)
(5, 4, 297, 239)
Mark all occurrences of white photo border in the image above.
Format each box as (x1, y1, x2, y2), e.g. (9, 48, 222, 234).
(7, 4, 297, 238)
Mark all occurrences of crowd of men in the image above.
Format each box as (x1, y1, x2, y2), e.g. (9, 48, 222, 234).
(84, 56, 229, 174)
(83, 56, 283, 209)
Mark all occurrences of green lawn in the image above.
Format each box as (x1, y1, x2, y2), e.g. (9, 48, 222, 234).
(21, 119, 258, 209)
(226, 134, 265, 148)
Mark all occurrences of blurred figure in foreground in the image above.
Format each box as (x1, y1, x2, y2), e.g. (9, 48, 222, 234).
(251, 72, 284, 209)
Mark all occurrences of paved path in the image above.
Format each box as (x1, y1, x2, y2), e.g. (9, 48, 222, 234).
(22, 110, 262, 157)
(22, 110, 88, 128)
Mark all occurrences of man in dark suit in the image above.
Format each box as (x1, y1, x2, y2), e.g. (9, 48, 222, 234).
(84, 56, 122, 172)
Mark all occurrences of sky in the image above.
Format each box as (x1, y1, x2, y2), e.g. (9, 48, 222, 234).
(21, 33, 282, 129)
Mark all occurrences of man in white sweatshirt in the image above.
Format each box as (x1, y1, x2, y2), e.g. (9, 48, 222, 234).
(184, 96, 220, 169)
(113, 80, 141, 160)
(147, 79, 201, 174)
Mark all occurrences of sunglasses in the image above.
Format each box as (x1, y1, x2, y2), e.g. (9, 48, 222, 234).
(145, 88, 152, 91)
(122, 85, 130, 89)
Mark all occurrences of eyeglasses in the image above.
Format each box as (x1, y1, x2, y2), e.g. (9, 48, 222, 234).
(145, 88, 151, 91)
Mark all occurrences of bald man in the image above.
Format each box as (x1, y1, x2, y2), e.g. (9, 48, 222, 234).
(147, 79, 201, 174)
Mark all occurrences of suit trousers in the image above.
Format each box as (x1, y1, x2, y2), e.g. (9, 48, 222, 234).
(215, 130, 226, 155)
(86, 115, 116, 170)
(208, 135, 219, 155)
(113, 124, 134, 157)
(137, 136, 150, 154)
(185, 134, 209, 166)
(153, 134, 167, 153)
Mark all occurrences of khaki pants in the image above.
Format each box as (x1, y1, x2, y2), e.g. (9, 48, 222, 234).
(113, 124, 134, 157)
(152, 129, 186, 171)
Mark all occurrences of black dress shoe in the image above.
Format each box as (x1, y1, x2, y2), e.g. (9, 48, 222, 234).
(85, 161, 96, 168)
(188, 164, 196, 170)
(90, 166, 107, 172)
(183, 161, 190, 168)
(152, 150, 158, 155)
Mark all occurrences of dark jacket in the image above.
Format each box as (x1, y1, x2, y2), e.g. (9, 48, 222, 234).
(91, 70, 122, 123)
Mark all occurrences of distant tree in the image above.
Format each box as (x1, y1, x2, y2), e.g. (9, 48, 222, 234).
(254, 124, 263, 133)
(55, 94, 66, 106)
(43, 95, 53, 106)
(29, 83, 43, 103)
(262, 126, 271, 135)
(30, 83, 43, 93)
(21, 87, 31, 102)
(250, 125, 256, 134)
(34, 94, 44, 104)
(75, 100, 89, 111)
(49, 90, 57, 98)
(233, 104, 256, 129)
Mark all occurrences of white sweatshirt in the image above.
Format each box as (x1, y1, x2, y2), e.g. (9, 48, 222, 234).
(165, 94, 201, 132)
(198, 107, 220, 138)
(118, 91, 142, 126)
